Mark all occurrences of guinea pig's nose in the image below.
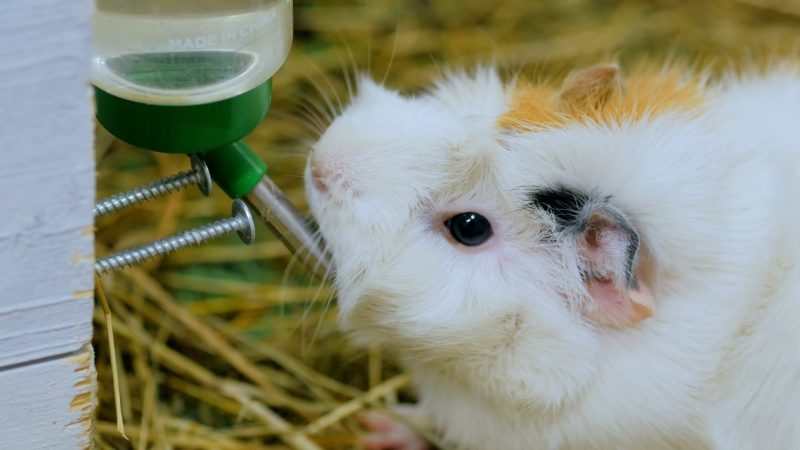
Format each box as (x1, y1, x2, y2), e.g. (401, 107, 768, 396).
(310, 159, 329, 192)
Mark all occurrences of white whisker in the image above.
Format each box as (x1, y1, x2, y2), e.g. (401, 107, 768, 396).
(366, 36, 373, 79)
(336, 46, 355, 100)
(382, 23, 400, 86)
(293, 90, 334, 124)
(269, 108, 326, 137)
(298, 53, 344, 121)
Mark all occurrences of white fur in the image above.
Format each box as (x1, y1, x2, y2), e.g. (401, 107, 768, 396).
(305, 67, 800, 449)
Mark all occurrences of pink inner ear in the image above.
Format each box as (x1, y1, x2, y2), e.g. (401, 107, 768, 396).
(584, 278, 654, 328)
(582, 215, 630, 283)
(579, 212, 654, 328)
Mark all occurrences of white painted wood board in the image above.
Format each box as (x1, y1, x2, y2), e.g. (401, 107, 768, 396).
(0, 0, 95, 366)
(0, 345, 96, 450)
(0, 0, 97, 448)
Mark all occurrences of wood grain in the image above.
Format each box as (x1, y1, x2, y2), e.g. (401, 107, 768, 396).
(0, 0, 95, 448)
(0, 345, 96, 449)
(0, 0, 94, 366)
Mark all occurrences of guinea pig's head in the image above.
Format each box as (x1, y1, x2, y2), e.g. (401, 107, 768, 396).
(305, 65, 708, 410)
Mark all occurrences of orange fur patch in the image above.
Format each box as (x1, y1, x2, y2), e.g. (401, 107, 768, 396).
(499, 67, 705, 130)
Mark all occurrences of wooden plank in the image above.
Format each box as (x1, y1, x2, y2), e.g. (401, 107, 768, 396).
(0, 0, 96, 448)
(0, 345, 96, 449)
(0, 0, 94, 366)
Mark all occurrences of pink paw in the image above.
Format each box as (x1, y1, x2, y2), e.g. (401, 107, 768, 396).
(358, 411, 432, 450)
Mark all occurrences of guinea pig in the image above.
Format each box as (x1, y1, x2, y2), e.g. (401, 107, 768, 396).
(304, 62, 800, 449)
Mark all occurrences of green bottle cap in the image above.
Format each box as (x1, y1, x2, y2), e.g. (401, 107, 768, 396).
(94, 79, 272, 153)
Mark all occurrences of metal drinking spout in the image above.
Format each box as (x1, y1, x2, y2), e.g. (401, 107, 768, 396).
(244, 175, 332, 277)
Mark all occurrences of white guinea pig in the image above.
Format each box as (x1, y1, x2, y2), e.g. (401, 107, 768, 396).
(304, 62, 800, 450)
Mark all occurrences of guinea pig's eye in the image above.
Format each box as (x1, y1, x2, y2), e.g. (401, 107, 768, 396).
(444, 212, 493, 246)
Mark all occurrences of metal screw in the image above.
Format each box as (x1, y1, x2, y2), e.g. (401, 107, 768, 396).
(94, 155, 212, 217)
(95, 199, 256, 274)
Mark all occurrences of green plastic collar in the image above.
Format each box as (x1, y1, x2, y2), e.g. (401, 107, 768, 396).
(94, 79, 272, 153)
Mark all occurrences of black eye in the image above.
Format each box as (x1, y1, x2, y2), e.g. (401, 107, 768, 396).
(444, 212, 493, 246)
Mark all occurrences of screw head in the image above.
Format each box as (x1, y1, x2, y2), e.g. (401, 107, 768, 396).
(232, 199, 256, 244)
(191, 155, 213, 196)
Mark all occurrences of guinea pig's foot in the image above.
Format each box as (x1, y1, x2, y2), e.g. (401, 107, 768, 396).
(358, 410, 432, 450)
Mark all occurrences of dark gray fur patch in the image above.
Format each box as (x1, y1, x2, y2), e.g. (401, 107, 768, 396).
(527, 187, 592, 230)
(527, 186, 640, 287)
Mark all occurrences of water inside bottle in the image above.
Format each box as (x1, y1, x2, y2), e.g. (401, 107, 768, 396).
(105, 51, 255, 90)
(92, 1, 292, 105)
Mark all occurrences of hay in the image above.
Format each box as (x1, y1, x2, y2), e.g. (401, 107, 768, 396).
(94, 1, 800, 448)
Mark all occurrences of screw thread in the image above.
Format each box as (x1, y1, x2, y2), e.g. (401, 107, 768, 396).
(94, 169, 200, 217)
(95, 215, 246, 274)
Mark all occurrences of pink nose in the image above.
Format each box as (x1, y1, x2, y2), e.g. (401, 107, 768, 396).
(310, 163, 328, 192)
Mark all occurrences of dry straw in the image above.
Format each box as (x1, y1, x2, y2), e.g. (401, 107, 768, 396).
(94, 0, 800, 448)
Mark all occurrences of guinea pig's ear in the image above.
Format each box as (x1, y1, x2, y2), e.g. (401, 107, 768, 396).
(578, 206, 639, 288)
(577, 204, 654, 328)
(559, 63, 621, 112)
(529, 187, 653, 328)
